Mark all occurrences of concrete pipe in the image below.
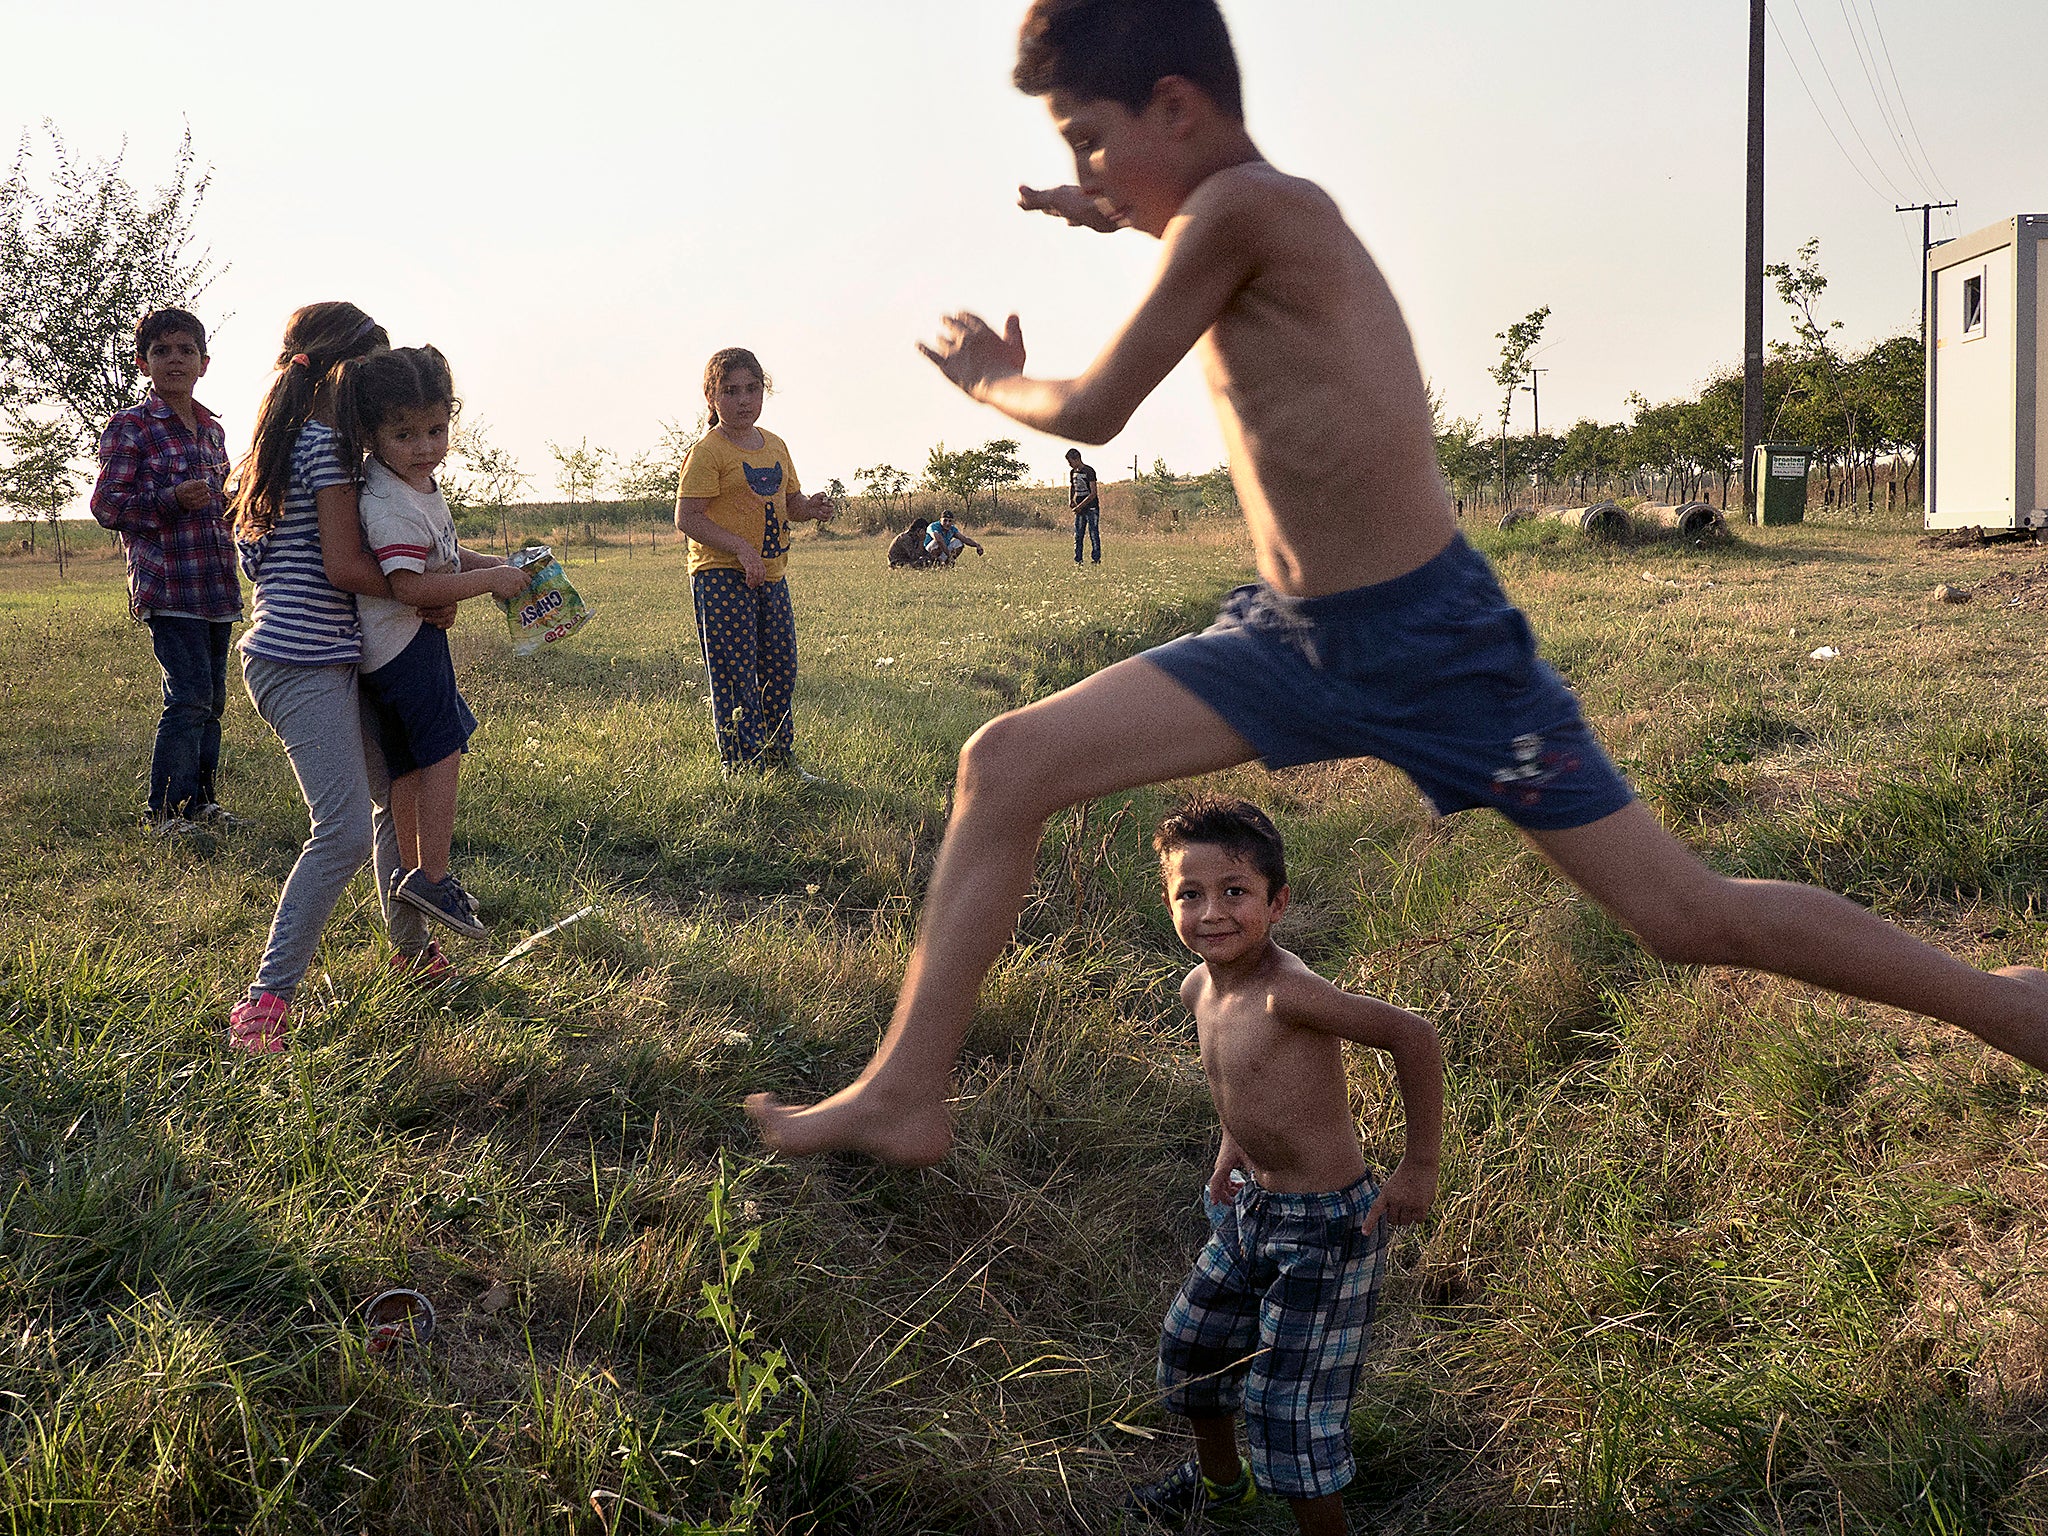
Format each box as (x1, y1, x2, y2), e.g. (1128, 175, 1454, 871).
(1538, 501, 1629, 539)
(1639, 501, 1728, 538)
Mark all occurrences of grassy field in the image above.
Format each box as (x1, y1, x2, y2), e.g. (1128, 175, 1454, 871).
(7, 513, 2048, 1534)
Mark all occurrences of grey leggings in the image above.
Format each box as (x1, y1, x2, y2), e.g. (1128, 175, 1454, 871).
(241, 654, 431, 1002)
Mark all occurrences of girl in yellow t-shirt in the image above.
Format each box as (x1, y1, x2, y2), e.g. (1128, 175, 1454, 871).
(674, 347, 835, 775)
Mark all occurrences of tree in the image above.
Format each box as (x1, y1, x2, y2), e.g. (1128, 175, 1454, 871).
(1857, 333, 1924, 498)
(1, 417, 85, 573)
(1765, 238, 1868, 507)
(546, 437, 613, 503)
(614, 414, 705, 505)
(444, 420, 530, 551)
(0, 124, 220, 440)
(1490, 306, 1550, 508)
(1433, 414, 1492, 510)
(923, 443, 983, 514)
(855, 462, 912, 518)
(978, 437, 1027, 515)
(925, 439, 1030, 517)
(1555, 419, 1627, 504)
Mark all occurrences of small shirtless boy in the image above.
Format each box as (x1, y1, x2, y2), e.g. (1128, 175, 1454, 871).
(747, 0, 2048, 1165)
(1138, 797, 1441, 1534)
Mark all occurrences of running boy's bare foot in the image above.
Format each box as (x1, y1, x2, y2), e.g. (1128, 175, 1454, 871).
(745, 1084, 955, 1167)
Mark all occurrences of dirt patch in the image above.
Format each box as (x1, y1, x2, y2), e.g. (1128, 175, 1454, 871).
(1917, 527, 2030, 550)
(1966, 565, 2048, 613)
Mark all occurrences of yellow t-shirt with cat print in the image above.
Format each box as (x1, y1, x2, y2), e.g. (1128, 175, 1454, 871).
(677, 428, 801, 582)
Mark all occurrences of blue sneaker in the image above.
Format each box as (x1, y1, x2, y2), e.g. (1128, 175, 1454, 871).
(1126, 1456, 1255, 1527)
(393, 869, 487, 939)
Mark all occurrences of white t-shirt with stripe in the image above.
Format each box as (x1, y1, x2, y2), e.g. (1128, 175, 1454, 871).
(356, 456, 459, 672)
(237, 422, 363, 666)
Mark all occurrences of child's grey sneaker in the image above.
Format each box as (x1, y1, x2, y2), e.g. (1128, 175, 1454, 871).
(193, 802, 245, 830)
(394, 869, 487, 939)
(1125, 1456, 1255, 1527)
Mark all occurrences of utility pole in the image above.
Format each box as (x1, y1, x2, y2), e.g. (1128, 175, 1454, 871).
(1741, 0, 1766, 523)
(1523, 367, 1548, 437)
(1895, 199, 1956, 508)
(1895, 201, 1958, 341)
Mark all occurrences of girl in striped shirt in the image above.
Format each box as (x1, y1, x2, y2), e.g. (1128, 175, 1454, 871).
(225, 302, 451, 1053)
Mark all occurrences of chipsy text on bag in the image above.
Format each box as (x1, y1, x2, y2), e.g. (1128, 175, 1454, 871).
(498, 545, 594, 656)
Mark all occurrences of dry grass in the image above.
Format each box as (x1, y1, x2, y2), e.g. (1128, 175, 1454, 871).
(7, 516, 2048, 1532)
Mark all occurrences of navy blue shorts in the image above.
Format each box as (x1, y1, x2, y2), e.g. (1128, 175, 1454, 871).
(1144, 534, 1635, 830)
(360, 624, 476, 778)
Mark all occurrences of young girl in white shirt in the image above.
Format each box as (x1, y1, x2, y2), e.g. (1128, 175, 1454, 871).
(335, 346, 530, 938)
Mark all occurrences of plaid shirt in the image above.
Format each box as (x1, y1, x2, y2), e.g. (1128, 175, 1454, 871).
(90, 392, 240, 619)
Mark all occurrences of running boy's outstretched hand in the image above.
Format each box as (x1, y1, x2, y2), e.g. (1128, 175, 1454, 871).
(919, 312, 1027, 401)
(1018, 183, 1122, 232)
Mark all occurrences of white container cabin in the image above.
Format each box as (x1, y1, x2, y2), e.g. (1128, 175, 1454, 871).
(1924, 214, 2047, 531)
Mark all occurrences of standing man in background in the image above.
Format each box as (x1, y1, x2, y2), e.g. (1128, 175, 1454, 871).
(1067, 445, 1102, 563)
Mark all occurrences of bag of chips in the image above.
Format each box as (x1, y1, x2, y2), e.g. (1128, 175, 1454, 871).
(498, 545, 594, 656)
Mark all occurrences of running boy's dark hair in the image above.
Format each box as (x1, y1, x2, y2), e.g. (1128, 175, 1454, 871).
(1014, 0, 1242, 119)
(230, 301, 390, 541)
(702, 346, 768, 428)
(1154, 795, 1286, 896)
(333, 345, 458, 477)
(135, 308, 207, 359)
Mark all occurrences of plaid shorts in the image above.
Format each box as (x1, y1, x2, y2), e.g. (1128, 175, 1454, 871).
(1158, 1175, 1388, 1499)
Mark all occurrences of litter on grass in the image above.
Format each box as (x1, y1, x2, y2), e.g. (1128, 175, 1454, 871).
(363, 1288, 435, 1354)
(489, 904, 601, 975)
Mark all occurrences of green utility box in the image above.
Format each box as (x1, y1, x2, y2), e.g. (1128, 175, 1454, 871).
(1750, 443, 1811, 525)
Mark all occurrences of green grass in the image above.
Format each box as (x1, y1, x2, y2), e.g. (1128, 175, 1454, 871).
(6, 517, 2048, 1532)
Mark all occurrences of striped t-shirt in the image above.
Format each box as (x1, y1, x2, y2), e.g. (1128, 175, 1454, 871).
(237, 422, 362, 665)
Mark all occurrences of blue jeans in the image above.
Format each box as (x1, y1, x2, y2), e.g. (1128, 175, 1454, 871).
(147, 616, 233, 816)
(1074, 505, 1101, 562)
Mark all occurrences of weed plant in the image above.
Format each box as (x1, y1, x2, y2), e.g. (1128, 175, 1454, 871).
(4, 524, 2048, 1532)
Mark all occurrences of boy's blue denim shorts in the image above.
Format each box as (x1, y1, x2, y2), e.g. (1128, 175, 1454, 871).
(1160, 1175, 1388, 1499)
(1143, 534, 1636, 830)
(359, 624, 476, 778)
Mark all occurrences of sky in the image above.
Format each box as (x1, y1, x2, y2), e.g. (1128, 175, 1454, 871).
(6, 0, 2045, 501)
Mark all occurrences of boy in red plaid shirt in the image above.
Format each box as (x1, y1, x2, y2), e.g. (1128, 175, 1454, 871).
(90, 308, 241, 833)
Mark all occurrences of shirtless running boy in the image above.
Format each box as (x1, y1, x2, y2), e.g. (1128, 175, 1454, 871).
(747, 0, 2048, 1166)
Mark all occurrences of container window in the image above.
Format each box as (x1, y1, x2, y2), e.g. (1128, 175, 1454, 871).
(1961, 270, 1986, 338)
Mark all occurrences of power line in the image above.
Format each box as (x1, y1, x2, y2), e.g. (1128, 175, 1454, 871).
(1765, 6, 1891, 201)
(1775, 0, 1909, 200)
(1835, 0, 1923, 195)
(1862, 0, 1951, 201)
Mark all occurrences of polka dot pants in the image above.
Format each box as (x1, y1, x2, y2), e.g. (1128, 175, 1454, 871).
(692, 568, 798, 768)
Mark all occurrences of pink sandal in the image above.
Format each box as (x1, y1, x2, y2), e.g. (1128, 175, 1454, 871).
(227, 992, 290, 1053)
(388, 941, 454, 986)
